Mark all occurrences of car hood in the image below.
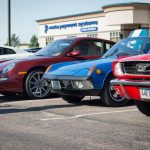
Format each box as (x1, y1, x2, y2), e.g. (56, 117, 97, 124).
(47, 58, 114, 76)
(118, 54, 150, 62)
(0, 55, 55, 71)
(8, 55, 54, 63)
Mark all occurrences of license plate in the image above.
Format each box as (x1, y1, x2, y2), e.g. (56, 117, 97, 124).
(51, 81, 61, 90)
(140, 88, 150, 100)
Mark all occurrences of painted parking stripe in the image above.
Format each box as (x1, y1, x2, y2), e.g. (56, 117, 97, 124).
(40, 109, 138, 121)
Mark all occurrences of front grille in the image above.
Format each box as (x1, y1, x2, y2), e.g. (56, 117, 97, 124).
(122, 61, 150, 75)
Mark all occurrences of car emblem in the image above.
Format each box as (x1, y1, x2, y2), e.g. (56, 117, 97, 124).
(136, 63, 150, 72)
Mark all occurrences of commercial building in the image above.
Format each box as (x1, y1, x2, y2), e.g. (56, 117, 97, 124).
(37, 2, 150, 47)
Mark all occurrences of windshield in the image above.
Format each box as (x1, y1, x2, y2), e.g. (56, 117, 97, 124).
(35, 39, 74, 57)
(102, 37, 150, 59)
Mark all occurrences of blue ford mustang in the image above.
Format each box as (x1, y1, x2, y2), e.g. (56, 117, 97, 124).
(43, 36, 150, 106)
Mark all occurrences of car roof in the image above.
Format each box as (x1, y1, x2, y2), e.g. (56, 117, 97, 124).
(57, 37, 115, 44)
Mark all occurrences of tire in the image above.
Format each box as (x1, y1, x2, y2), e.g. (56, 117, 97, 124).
(100, 75, 129, 107)
(61, 95, 84, 104)
(135, 100, 150, 116)
(24, 69, 51, 99)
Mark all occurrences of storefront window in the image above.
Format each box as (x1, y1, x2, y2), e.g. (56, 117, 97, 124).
(110, 32, 121, 42)
(67, 35, 77, 38)
(87, 34, 98, 38)
(46, 37, 54, 45)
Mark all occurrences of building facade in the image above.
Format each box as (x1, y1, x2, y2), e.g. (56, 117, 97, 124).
(37, 2, 150, 47)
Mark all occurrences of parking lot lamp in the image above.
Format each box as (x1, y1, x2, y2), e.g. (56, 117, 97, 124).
(8, 0, 11, 46)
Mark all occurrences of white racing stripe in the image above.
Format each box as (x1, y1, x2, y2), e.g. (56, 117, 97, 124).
(40, 109, 138, 121)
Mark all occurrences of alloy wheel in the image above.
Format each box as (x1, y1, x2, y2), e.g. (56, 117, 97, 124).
(109, 84, 124, 102)
(28, 71, 50, 98)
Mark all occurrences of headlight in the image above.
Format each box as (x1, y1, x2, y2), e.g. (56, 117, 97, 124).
(2, 62, 16, 74)
(114, 62, 123, 76)
(73, 81, 84, 89)
(72, 80, 93, 89)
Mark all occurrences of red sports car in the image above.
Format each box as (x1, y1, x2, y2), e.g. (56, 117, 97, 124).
(111, 54, 150, 116)
(0, 37, 114, 99)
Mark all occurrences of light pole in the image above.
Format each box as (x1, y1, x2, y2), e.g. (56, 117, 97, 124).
(8, 0, 11, 46)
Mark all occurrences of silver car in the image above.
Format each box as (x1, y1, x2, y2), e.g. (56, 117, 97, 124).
(0, 46, 33, 61)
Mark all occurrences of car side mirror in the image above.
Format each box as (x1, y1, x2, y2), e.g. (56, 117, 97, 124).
(67, 50, 81, 57)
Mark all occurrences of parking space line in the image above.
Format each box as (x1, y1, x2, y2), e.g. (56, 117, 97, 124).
(40, 109, 138, 121)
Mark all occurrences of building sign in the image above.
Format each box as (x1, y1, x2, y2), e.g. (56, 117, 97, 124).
(44, 20, 98, 33)
(39, 18, 100, 36)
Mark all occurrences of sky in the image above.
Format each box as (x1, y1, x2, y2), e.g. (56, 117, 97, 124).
(0, 0, 149, 45)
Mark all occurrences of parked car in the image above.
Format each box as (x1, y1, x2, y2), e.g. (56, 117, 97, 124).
(24, 47, 41, 53)
(0, 46, 33, 62)
(111, 54, 150, 116)
(0, 37, 114, 98)
(43, 36, 150, 107)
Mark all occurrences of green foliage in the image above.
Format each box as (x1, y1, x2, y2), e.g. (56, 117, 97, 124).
(29, 35, 39, 48)
(5, 34, 21, 47)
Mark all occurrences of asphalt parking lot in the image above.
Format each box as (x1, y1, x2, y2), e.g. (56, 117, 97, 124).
(0, 95, 150, 150)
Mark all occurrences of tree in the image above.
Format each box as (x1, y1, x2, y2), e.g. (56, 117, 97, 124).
(29, 35, 39, 48)
(5, 33, 21, 47)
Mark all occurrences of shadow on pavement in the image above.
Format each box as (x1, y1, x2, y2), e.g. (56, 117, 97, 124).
(80, 99, 135, 107)
(0, 95, 135, 115)
(0, 103, 78, 114)
(0, 94, 59, 102)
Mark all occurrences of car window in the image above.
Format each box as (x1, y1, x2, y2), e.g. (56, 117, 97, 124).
(73, 41, 103, 56)
(0, 47, 3, 55)
(3, 48, 16, 55)
(88, 42, 102, 55)
(106, 43, 113, 51)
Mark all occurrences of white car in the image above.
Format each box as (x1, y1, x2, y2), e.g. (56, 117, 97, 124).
(0, 46, 33, 61)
